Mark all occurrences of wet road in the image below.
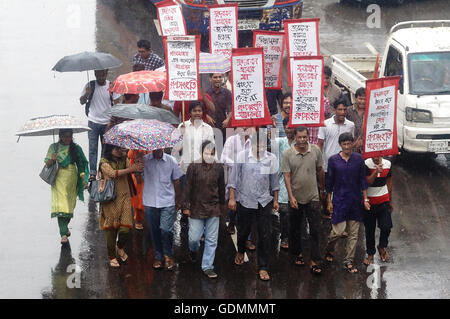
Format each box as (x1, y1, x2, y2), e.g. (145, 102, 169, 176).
(0, 0, 449, 299)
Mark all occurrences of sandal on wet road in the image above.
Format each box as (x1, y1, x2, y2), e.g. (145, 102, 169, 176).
(377, 245, 389, 262)
(363, 255, 374, 266)
(310, 264, 322, 275)
(258, 270, 270, 281)
(295, 255, 305, 266)
(325, 252, 334, 263)
(344, 262, 358, 273)
(109, 258, 120, 268)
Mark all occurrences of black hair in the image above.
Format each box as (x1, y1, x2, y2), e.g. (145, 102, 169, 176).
(281, 92, 292, 106)
(102, 144, 122, 162)
(324, 65, 332, 77)
(124, 93, 139, 101)
(333, 97, 348, 109)
(294, 126, 309, 136)
(201, 141, 215, 155)
(137, 39, 151, 50)
(189, 100, 204, 113)
(355, 87, 366, 98)
(338, 132, 354, 144)
(282, 116, 289, 127)
(59, 129, 79, 165)
(149, 91, 164, 101)
(94, 69, 108, 76)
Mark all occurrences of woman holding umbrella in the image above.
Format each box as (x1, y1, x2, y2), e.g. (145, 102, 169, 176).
(98, 144, 144, 268)
(44, 129, 89, 244)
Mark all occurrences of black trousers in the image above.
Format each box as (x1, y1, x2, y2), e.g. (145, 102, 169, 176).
(237, 202, 273, 271)
(363, 202, 393, 256)
(288, 201, 322, 262)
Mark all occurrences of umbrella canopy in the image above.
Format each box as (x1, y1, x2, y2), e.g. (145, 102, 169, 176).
(109, 104, 180, 125)
(104, 119, 182, 151)
(199, 52, 231, 74)
(16, 115, 90, 137)
(109, 71, 166, 94)
(52, 51, 122, 72)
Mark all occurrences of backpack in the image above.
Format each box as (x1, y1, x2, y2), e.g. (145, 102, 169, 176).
(84, 80, 114, 117)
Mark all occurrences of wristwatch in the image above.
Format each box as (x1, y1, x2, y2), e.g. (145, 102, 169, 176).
(364, 199, 370, 202)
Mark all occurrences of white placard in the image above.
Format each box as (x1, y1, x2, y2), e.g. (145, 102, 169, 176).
(166, 36, 199, 101)
(254, 32, 284, 89)
(364, 86, 396, 152)
(232, 53, 265, 120)
(290, 58, 324, 126)
(157, 4, 186, 36)
(209, 5, 238, 60)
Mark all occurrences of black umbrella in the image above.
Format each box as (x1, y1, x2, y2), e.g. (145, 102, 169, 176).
(52, 51, 123, 81)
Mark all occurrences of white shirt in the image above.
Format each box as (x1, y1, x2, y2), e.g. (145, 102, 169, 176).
(177, 119, 214, 173)
(220, 133, 252, 168)
(81, 80, 112, 125)
(318, 116, 355, 172)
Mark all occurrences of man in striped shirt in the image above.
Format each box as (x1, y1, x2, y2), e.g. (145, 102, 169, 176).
(363, 156, 393, 265)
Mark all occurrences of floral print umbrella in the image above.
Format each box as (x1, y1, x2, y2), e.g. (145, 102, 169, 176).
(104, 119, 182, 151)
(109, 70, 166, 94)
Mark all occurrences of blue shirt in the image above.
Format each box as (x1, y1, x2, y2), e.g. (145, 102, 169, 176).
(326, 152, 368, 224)
(227, 149, 280, 209)
(268, 113, 286, 138)
(276, 137, 293, 204)
(143, 153, 184, 208)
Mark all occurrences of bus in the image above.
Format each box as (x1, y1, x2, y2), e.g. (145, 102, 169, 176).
(150, 0, 304, 51)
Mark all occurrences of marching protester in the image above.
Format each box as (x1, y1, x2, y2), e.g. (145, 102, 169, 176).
(128, 150, 148, 230)
(183, 142, 225, 279)
(142, 148, 184, 271)
(79, 69, 113, 181)
(318, 98, 355, 219)
(98, 144, 144, 268)
(323, 66, 344, 108)
(221, 126, 254, 235)
(177, 101, 215, 174)
(227, 131, 280, 281)
(282, 127, 325, 274)
(346, 87, 366, 153)
(44, 129, 89, 244)
(272, 92, 291, 138)
(324, 132, 370, 273)
(276, 117, 295, 249)
(207, 73, 232, 140)
(363, 156, 393, 265)
(132, 39, 165, 71)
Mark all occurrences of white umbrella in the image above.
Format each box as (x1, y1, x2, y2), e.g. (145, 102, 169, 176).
(16, 115, 90, 141)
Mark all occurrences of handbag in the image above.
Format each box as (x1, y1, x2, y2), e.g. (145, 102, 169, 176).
(88, 173, 116, 203)
(39, 161, 59, 185)
(40, 143, 59, 185)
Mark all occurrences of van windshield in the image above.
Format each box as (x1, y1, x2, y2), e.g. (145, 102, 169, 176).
(409, 52, 450, 95)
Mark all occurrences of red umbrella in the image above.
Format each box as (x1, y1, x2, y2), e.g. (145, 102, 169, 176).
(109, 70, 166, 94)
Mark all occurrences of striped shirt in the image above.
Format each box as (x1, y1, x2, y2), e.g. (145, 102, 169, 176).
(365, 158, 392, 205)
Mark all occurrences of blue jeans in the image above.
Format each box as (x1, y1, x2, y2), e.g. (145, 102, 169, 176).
(145, 206, 176, 261)
(189, 216, 219, 271)
(88, 121, 107, 175)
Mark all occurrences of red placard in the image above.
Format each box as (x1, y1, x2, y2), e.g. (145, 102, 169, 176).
(288, 56, 325, 128)
(284, 18, 320, 87)
(208, 4, 239, 60)
(362, 76, 401, 159)
(230, 48, 272, 128)
(163, 35, 201, 101)
(253, 30, 285, 90)
(155, 0, 187, 36)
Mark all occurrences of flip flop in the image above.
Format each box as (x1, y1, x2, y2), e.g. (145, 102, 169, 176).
(295, 255, 305, 266)
(344, 262, 358, 273)
(310, 264, 322, 275)
(258, 270, 270, 281)
(377, 245, 389, 262)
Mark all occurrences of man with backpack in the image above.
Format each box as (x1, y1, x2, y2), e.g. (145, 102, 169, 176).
(79, 69, 113, 181)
